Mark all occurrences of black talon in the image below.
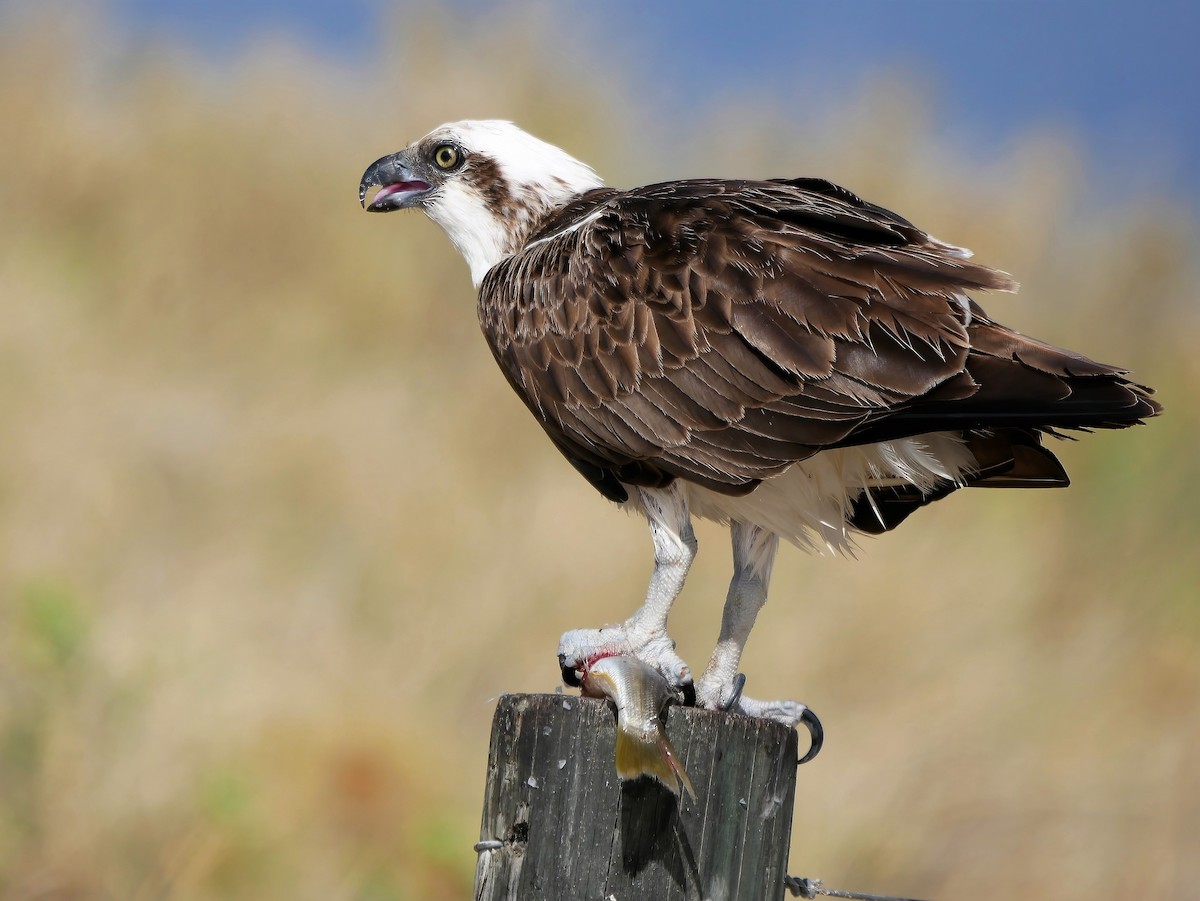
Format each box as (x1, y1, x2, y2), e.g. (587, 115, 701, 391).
(679, 678, 696, 708)
(559, 655, 582, 687)
(797, 706, 824, 765)
(721, 673, 747, 712)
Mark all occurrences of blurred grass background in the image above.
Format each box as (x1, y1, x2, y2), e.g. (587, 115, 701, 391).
(1, 5, 1198, 900)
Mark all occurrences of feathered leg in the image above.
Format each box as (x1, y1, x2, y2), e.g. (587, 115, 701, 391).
(558, 483, 696, 694)
(696, 521, 822, 750)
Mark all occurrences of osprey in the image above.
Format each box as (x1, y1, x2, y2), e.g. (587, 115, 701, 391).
(359, 120, 1160, 734)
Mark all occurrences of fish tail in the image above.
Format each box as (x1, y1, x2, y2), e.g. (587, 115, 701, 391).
(614, 724, 696, 801)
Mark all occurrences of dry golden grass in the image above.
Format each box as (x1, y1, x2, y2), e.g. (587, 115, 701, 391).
(1, 8, 1197, 900)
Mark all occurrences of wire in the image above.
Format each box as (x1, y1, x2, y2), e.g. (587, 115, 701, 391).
(783, 875, 930, 901)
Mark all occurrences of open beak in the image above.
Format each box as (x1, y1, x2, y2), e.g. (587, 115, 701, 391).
(359, 153, 432, 212)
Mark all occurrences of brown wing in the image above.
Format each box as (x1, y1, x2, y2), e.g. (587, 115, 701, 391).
(478, 178, 1158, 504)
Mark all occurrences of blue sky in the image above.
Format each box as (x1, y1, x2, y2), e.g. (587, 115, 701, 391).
(111, 0, 1200, 207)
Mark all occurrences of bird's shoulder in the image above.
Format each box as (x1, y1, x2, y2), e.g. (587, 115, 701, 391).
(478, 176, 1007, 358)
(518, 176, 930, 254)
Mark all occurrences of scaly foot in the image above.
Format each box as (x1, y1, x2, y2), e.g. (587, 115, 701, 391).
(558, 624, 694, 703)
(695, 672, 824, 763)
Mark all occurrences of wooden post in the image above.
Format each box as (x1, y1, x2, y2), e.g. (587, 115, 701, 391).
(473, 693, 799, 901)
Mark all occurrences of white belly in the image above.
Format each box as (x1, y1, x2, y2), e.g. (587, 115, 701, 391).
(674, 432, 977, 553)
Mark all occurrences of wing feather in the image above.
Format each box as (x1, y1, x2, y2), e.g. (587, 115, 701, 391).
(479, 178, 1156, 498)
(729, 302, 837, 377)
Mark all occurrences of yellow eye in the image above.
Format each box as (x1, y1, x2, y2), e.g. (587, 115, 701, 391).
(433, 144, 461, 170)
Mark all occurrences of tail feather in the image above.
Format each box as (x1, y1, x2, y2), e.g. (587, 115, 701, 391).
(838, 306, 1161, 536)
(959, 314, 1162, 428)
(835, 316, 1160, 451)
(614, 722, 696, 801)
(848, 428, 1071, 534)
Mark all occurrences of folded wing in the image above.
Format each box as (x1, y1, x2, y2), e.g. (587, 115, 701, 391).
(478, 178, 1159, 506)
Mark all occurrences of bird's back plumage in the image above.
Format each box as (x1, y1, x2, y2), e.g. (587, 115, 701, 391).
(478, 176, 1158, 540)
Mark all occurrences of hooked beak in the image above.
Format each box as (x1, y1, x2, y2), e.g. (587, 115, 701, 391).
(359, 152, 432, 212)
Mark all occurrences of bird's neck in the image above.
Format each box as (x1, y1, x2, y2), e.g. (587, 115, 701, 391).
(428, 179, 602, 287)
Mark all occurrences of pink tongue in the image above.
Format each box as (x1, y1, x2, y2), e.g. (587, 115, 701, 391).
(373, 180, 430, 204)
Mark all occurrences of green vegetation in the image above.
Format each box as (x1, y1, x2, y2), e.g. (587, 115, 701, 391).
(1, 8, 1196, 900)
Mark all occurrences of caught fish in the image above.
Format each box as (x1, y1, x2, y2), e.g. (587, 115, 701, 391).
(581, 654, 696, 801)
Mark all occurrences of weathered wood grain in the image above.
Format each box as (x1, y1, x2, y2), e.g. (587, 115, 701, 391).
(473, 693, 799, 901)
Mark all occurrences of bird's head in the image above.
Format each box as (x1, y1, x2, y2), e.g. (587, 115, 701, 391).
(360, 120, 604, 285)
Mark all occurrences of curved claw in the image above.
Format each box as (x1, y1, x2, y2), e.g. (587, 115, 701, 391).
(796, 706, 824, 765)
(678, 677, 696, 708)
(559, 655, 582, 688)
(720, 673, 747, 712)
